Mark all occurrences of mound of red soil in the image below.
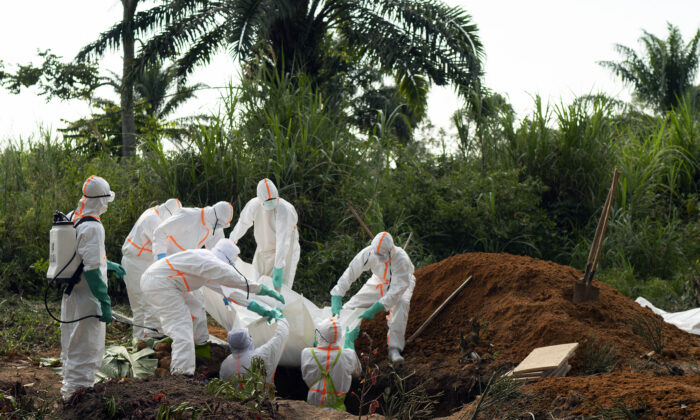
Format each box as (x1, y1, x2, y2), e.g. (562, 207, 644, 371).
(360, 252, 700, 369)
(62, 375, 264, 419)
(354, 253, 700, 416)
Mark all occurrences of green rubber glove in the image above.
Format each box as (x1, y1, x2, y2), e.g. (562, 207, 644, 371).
(106, 260, 126, 280)
(84, 268, 112, 324)
(247, 300, 284, 324)
(259, 284, 285, 304)
(359, 301, 384, 321)
(272, 267, 284, 290)
(331, 295, 343, 315)
(344, 326, 360, 350)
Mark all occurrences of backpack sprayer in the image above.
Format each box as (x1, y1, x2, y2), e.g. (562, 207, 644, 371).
(45, 211, 159, 333)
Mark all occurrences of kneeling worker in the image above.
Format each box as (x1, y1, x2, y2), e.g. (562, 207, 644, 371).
(220, 317, 290, 385)
(141, 240, 284, 375)
(301, 318, 360, 410)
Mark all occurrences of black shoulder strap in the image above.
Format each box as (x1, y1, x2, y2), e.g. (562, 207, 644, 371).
(74, 216, 100, 228)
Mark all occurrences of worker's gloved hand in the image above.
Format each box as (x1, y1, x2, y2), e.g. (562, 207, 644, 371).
(344, 326, 360, 350)
(84, 268, 112, 324)
(247, 300, 283, 324)
(157, 253, 166, 260)
(331, 295, 343, 316)
(359, 301, 384, 321)
(106, 260, 126, 280)
(272, 267, 283, 290)
(259, 284, 285, 304)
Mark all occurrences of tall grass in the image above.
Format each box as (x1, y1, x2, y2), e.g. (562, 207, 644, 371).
(0, 72, 698, 310)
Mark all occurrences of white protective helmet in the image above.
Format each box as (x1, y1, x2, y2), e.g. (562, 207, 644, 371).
(159, 198, 182, 217)
(315, 317, 342, 347)
(370, 231, 394, 263)
(257, 178, 279, 210)
(212, 239, 240, 265)
(212, 201, 234, 229)
(82, 175, 114, 202)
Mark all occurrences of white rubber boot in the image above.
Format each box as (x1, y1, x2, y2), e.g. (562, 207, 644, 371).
(388, 348, 404, 363)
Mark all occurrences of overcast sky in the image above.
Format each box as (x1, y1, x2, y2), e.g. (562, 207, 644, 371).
(1, 0, 699, 143)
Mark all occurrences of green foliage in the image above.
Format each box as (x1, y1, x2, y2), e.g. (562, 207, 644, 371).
(0, 49, 104, 100)
(0, 297, 60, 357)
(0, 133, 169, 299)
(583, 336, 618, 375)
(0, 61, 698, 313)
(207, 357, 277, 417)
(629, 313, 666, 355)
(599, 23, 700, 113)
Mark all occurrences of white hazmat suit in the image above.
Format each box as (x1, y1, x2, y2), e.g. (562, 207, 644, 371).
(121, 199, 181, 340)
(219, 318, 290, 384)
(229, 179, 300, 290)
(301, 317, 360, 410)
(141, 241, 263, 375)
(61, 175, 115, 400)
(152, 201, 233, 344)
(331, 232, 416, 361)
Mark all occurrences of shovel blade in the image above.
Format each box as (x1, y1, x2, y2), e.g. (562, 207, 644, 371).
(573, 282, 599, 303)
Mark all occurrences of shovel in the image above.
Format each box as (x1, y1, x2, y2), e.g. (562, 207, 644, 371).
(573, 169, 620, 303)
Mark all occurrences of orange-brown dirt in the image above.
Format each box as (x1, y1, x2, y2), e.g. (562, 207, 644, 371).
(527, 370, 700, 418)
(354, 252, 700, 416)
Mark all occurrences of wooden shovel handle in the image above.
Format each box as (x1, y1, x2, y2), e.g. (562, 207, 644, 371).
(346, 203, 374, 239)
(590, 169, 620, 277)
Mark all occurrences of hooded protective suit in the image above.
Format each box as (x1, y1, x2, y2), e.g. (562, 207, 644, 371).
(61, 175, 115, 401)
(229, 179, 299, 290)
(152, 201, 233, 344)
(330, 232, 416, 356)
(121, 199, 181, 340)
(141, 241, 262, 375)
(301, 318, 360, 410)
(219, 318, 290, 384)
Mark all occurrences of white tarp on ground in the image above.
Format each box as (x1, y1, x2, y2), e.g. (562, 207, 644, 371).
(636, 297, 700, 335)
(202, 259, 363, 367)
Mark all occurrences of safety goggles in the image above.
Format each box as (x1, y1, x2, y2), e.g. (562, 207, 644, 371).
(85, 191, 115, 202)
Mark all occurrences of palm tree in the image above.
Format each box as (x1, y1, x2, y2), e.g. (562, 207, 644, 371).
(82, 0, 483, 107)
(599, 23, 700, 113)
(76, 0, 141, 156)
(133, 61, 206, 119)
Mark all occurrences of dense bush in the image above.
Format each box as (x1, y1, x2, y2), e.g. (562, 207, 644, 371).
(1, 72, 698, 310)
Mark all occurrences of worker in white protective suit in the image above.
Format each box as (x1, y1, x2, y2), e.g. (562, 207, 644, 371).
(121, 198, 182, 341)
(219, 317, 290, 384)
(229, 178, 300, 291)
(330, 232, 415, 363)
(61, 175, 124, 401)
(301, 318, 361, 410)
(152, 201, 233, 345)
(141, 240, 285, 375)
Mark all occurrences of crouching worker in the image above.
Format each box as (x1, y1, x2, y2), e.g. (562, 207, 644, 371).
(301, 318, 360, 411)
(330, 232, 416, 363)
(141, 240, 285, 375)
(220, 317, 290, 385)
(61, 175, 120, 401)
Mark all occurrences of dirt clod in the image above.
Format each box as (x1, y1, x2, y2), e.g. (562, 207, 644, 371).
(153, 342, 171, 352)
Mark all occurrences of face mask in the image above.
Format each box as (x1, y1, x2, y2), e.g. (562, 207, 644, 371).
(262, 199, 277, 210)
(374, 251, 390, 264)
(96, 197, 110, 216)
